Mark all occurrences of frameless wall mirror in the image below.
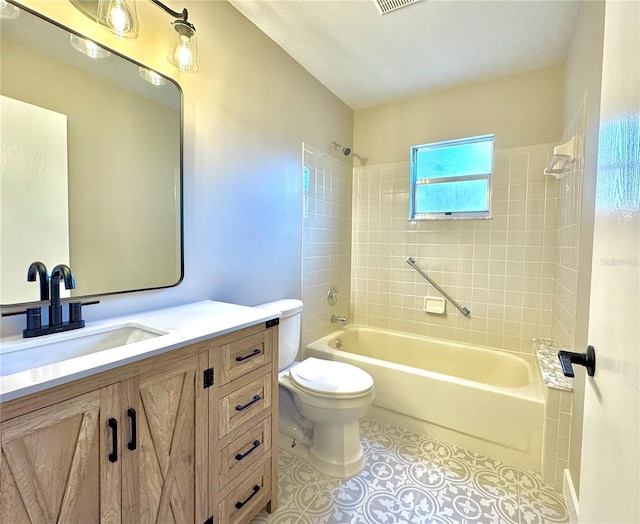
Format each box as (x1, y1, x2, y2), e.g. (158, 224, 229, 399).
(0, 2, 183, 307)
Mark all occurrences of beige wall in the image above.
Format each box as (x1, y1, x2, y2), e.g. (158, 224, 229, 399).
(559, 0, 606, 497)
(354, 66, 564, 165)
(1, 1, 352, 333)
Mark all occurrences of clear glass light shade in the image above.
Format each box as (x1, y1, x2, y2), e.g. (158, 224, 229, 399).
(167, 20, 199, 73)
(0, 0, 20, 19)
(97, 0, 139, 39)
(139, 67, 167, 86)
(70, 34, 112, 59)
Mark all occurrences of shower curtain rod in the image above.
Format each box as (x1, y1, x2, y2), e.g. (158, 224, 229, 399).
(406, 257, 471, 318)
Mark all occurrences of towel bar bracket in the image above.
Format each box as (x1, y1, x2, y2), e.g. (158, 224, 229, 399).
(406, 257, 471, 318)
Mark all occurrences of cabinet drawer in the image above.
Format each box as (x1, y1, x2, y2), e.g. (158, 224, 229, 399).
(219, 330, 272, 386)
(219, 460, 271, 524)
(220, 417, 272, 488)
(219, 374, 271, 438)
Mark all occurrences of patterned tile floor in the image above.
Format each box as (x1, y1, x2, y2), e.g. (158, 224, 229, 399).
(251, 417, 568, 524)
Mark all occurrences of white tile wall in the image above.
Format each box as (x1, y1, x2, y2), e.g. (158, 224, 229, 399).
(301, 144, 352, 347)
(535, 340, 574, 489)
(541, 386, 574, 488)
(551, 99, 587, 350)
(351, 144, 558, 354)
(544, 97, 587, 492)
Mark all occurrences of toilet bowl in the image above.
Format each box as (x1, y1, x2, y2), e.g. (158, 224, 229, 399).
(280, 357, 374, 477)
(255, 299, 375, 478)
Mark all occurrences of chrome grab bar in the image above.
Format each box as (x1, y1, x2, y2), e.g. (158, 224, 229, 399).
(406, 257, 471, 318)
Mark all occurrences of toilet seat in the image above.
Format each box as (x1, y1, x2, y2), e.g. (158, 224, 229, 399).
(289, 357, 373, 398)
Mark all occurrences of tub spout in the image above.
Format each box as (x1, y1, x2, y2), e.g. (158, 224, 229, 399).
(331, 315, 347, 323)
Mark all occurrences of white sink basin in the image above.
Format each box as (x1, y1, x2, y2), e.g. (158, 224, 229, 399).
(0, 323, 169, 376)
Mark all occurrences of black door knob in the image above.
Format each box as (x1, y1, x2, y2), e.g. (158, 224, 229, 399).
(558, 346, 596, 378)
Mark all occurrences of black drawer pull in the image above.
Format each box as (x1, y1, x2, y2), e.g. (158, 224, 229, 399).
(108, 418, 118, 463)
(235, 348, 261, 362)
(235, 484, 260, 510)
(127, 408, 137, 451)
(235, 440, 261, 461)
(235, 394, 261, 411)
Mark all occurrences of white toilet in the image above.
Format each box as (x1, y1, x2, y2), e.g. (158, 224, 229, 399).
(256, 299, 374, 478)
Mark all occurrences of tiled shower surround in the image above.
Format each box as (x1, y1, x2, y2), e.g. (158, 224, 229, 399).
(301, 140, 582, 490)
(351, 143, 559, 354)
(544, 99, 587, 490)
(301, 144, 353, 347)
(551, 99, 587, 350)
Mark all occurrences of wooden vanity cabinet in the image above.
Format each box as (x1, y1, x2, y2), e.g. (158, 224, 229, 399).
(125, 349, 209, 523)
(0, 349, 209, 524)
(1, 388, 117, 523)
(209, 326, 278, 523)
(0, 321, 279, 524)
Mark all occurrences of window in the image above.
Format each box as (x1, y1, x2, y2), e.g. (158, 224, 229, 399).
(409, 134, 494, 220)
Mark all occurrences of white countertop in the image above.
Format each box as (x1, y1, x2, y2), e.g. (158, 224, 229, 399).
(0, 300, 280, 403)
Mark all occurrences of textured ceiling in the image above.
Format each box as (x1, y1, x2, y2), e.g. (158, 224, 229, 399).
(228, 0, 580, 110)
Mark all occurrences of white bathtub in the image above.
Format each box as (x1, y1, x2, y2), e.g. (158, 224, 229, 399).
(304, 326, 545, 471)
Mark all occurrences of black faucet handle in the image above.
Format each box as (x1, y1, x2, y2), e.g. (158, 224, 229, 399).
(69, 302, 84, 324)
(25, 307, 42, 331)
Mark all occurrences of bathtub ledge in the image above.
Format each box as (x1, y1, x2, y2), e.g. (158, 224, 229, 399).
(534, 338, 573, 392)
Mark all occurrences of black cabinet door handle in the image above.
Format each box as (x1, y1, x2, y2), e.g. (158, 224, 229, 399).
(127, 408, 137, 451)
(235, 348, 261, 362)
(235, 440, 261, 461)
(108, 418, 118, 463)
(235, 394, 261, 411)
(235, 485, 260, 509)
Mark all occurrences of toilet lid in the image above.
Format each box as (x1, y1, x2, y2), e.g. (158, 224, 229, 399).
(289, 357, 373, 396)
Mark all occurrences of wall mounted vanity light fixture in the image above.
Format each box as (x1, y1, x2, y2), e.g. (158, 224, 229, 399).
(70, 0, 199, 72)
(165, 13, 199, 73)
(97, 0, 138, 38)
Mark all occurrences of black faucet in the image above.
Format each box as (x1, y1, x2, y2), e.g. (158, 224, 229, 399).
(27, 261, 50, 301)
(24, 261, 50, 333)
(49, 264, 75, 327)
(23, 263, 85, 338)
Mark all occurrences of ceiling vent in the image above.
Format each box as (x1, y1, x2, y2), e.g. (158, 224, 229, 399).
(373, 0, 421, 15)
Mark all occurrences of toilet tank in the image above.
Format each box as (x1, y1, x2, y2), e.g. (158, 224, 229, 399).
(255, 299, 303, 371)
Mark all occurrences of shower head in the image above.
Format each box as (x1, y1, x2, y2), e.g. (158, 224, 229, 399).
(331, 141, 351, 156)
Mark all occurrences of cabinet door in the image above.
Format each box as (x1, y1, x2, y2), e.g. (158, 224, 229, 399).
(133, 352, 208, 524)
(0, 388, 120, 523)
